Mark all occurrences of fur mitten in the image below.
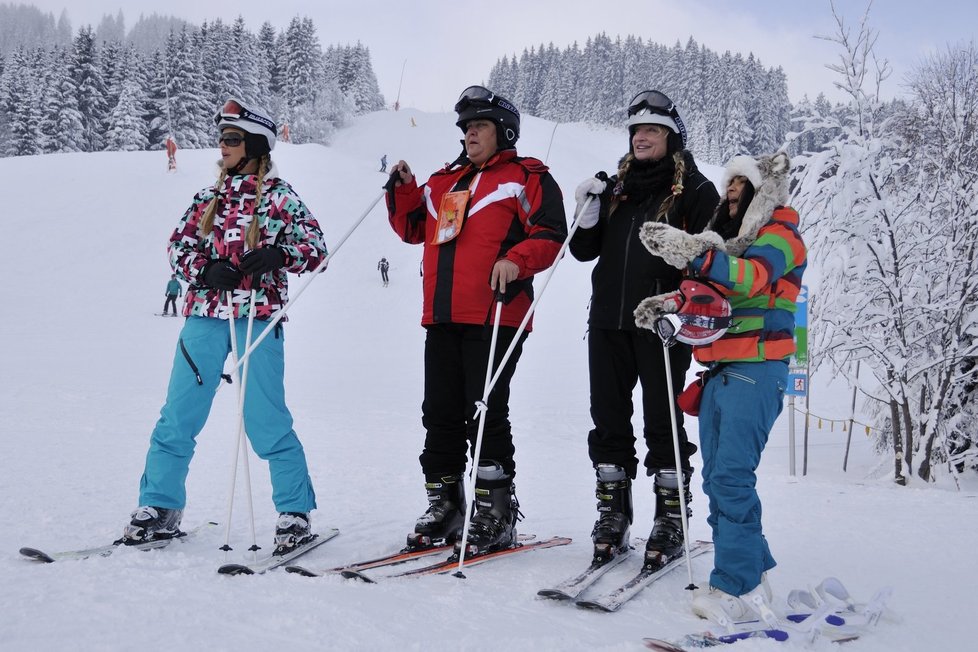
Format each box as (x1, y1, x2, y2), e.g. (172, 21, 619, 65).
(634, 290, 683, 330)
(639, 222, 724, 270)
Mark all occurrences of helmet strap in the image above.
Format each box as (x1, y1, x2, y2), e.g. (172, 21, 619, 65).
(225, 154, 256, 175)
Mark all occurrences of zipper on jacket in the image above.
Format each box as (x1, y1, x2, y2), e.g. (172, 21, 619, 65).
(617, 214, 638, 329)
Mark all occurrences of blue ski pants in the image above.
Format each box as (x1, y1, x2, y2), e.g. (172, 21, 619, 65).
(698, 360, 787, 596)
(138, 316, 316, 514)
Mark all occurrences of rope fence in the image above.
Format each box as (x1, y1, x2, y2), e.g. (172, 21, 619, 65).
(788, 403, 873, 436)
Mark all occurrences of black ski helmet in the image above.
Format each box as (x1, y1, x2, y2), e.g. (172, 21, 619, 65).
(454, 85, 520, 149)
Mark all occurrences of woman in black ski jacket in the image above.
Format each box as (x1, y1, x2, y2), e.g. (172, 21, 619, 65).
(569, 89, 718, 566)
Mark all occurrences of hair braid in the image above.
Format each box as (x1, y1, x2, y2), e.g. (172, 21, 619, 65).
(609, 153, 635, 215)
(199, 168, 229, 238)
(654, 151, 687, 223)
(245, 155, 271, 249)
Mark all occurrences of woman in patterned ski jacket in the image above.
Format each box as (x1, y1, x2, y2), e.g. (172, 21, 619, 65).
(121, 98, 327, 555)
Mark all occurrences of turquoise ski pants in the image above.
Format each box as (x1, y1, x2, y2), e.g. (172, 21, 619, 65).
(138, 316, 316, 514)
(698, 360, 787, 596)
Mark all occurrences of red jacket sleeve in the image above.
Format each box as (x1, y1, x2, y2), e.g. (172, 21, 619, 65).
(387, 178, 427, 244)
(503, 167, 567, 278)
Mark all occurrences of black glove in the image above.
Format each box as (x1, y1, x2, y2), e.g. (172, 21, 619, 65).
(203, 260, 243, 291)
(239, 247, 286, 276)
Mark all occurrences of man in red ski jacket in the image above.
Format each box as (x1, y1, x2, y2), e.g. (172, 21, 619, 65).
(386, 85, 566, 555)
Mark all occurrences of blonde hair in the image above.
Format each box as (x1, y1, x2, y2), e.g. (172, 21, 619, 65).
(199, 154, 271, 248)
(654, 151, 687, 223)
(610, 150, 687, 224)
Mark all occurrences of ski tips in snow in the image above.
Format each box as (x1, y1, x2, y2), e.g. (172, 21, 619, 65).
(217, 528, 339, 576)
(18, 547, 57, 563)
(19, 521, 219, 563)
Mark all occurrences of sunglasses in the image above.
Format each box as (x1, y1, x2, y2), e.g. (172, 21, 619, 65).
(219, 134, 245, 147)
(627, 90, 676, 118)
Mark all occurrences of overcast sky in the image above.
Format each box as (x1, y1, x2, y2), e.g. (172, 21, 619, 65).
(22, 0, 977, 112)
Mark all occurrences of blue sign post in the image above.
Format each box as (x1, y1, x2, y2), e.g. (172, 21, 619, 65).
(787, 284, 808, 397)
(787, 285, 809, 476)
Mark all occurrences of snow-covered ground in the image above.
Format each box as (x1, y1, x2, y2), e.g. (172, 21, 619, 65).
(1, 110, 975, 651)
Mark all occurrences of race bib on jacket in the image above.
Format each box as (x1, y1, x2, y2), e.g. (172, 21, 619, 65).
(432, 189, 470, 245)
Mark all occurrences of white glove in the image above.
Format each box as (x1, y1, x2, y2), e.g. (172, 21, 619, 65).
(574, 177, 606, 229)
(575, 177, 607, 204)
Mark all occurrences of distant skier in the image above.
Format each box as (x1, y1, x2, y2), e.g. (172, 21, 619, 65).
(163, 274, 182, 316)
(379, 154, 388, 173)
(165, 135, 177, 172)
(378, 257, 390, 286)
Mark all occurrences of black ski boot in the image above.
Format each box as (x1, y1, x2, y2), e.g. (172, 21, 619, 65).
(461, 462, 520, 555)
(274, 512, 314, 555)
(121, 506, 184, 544)
(591, 463, 632, 563)
(407, 473, 465, 550)
(645, 469, 692, 570)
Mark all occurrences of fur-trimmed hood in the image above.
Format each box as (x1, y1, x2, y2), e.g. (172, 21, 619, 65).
(710, 152, 790, 257)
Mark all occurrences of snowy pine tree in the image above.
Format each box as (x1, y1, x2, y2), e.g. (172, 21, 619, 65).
(71, 26, 109, 152)
(105, 78, 150, 151)
(39, 46, 86, 153)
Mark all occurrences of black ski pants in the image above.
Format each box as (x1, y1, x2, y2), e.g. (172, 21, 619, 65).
(586, 327, 696, 479)
(420, 323, 527, 478)
(163, 293, 179, 315)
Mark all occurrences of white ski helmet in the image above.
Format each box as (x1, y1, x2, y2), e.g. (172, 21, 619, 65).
(215, 98, 277, 155)
(625, 89, 687, 150)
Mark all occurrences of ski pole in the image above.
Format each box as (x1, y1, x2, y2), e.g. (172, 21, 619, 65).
(659, 339, 697, 590)
(225, 189, 385, 379)
(220, 290, 260, 556)
(453, 294, 505, 579)
(453, 195, 593, 577)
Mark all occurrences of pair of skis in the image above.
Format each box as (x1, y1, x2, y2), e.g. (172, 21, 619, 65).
(19, 521, 219, 563)
(216, 528, 340, 575)
(18, 522, 340, 577)
(642, 578, 892, 650)
(537, 540, 713, 612)
(286, 535, 572, 582)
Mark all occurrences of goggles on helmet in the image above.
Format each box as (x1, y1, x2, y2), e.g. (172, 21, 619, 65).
(627, 90, 676, 118)
(454, 85, 520, 120)
(455, 85, 495, 111)
(626, 89, 687, 147)
(214, 98, 276, 135)
(217, 99, 245, 122)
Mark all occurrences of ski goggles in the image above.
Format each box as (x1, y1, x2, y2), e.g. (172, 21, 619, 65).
(627, 90, 677, 118)
(214, 98, 276, 134)
(455, 86, 495, 112)
(454, 85, 520, 118)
